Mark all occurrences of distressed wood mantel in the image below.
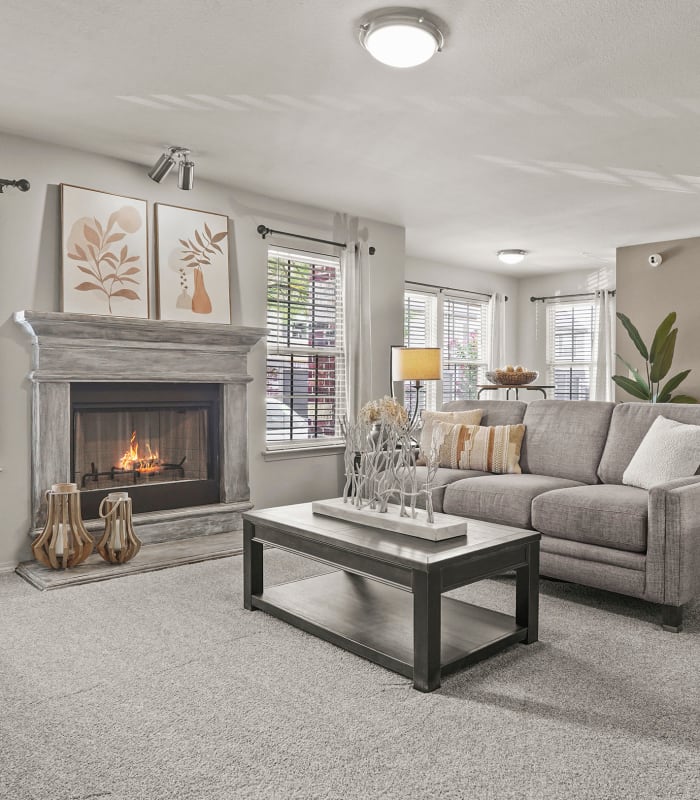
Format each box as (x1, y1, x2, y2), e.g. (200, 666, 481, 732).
(15, 310, 267, 539)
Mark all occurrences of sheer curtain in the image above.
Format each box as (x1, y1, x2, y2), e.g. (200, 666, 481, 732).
(487, 291, 507, 371)
(592, 290, 616, 401)
(343, 240, 373, 419)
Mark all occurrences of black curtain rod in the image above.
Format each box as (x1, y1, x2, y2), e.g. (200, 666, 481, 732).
(256, 224, 377, 255)
(407, 279, 508, 302)
(530, 289, 616, 303)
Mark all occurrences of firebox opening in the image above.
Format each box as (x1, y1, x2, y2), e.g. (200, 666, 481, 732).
(71, 383, 221, 519)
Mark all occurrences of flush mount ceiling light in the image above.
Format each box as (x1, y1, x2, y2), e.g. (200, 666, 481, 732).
(148, 146, 194, 190)
(497, 249, 527, 265)
(359, 9, 445, 68)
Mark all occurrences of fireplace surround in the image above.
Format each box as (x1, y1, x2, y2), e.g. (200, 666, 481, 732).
(15, 311, 266, 545)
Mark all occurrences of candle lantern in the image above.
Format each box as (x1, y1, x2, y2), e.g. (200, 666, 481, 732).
(32, 483, 93, 569)
(97, 492, 141, 564)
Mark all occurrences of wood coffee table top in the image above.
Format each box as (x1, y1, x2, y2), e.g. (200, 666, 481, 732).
(243, 502, 538, 571)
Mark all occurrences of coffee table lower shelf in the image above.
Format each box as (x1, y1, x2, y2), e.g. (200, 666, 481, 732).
(252, 570, 527, 682)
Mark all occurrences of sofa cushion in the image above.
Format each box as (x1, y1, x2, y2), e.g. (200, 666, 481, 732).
(519, 400, 615, 484)
(404, 467, 488, 513)
(443, 474, 584, 529)
(532, 484, 648, 553)
(599, 402, 700, 484)
(622, 416, 700, 489)
(431, 421, 526, 474)
(441, 399, 527, 427)
(418, 408, 483, 463)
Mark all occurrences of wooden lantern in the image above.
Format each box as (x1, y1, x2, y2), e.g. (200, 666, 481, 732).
(32, 483, 93, 569)
(97, 492, 141, 564)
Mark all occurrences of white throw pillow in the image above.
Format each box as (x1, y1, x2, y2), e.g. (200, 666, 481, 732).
(622, 415, 700, 490)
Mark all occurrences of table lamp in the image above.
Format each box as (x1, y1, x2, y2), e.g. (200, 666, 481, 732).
(391, 346, 442, 426)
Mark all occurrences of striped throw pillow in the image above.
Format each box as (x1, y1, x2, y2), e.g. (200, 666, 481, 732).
(418, 409, 483, 464)
(431, 421, 526, 474)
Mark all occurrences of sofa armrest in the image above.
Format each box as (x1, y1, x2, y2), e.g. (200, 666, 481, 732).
(647, 476, 700, 605)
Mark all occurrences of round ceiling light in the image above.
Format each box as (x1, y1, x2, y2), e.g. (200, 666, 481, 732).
(497, 249, 527, 265)
(359, 10, 445, 68)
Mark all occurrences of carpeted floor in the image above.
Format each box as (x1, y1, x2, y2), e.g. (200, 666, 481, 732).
(1, 550, 698, 800)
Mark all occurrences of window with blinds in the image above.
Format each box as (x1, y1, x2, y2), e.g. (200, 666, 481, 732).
(402, 286, 489, 410)
(266, 248, 345, 445)
(546, 301, 597, 400)
(403, 289, 438, 414)
(442, 294, 488, 403)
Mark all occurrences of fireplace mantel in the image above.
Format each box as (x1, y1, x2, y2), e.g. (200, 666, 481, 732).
(15, 310, 267, 540)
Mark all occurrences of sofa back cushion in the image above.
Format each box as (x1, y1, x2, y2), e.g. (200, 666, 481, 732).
(519, 400, 615, 484)
(599, 403, 700, 484)
(441, 399, 527, 427)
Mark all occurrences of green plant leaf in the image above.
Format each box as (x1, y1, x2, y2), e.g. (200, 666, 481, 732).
(612, 375, 651, 400)
(656, 370, 691, 403)
(669, 394, 699, 404)
(615, 354, 649, 393)
(616, 312, 648, 361)
(649, 312, 676, 363)
(650, 329, 677, 383)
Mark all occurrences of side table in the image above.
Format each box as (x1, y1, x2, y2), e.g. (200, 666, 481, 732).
(477, 384, 554, 400)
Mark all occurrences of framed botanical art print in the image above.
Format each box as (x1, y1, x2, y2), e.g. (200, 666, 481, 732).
(61, 184, 149, 317)
(154, 204, 231, 324)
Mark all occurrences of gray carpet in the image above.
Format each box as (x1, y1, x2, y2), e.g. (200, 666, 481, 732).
(1, 551, 698, 800)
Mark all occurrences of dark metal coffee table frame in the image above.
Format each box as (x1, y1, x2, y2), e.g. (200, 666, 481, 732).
(243, 505, 540, 692)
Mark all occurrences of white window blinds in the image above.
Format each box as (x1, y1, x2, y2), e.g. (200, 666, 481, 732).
(402, 289, 438, 413)
(546, 301, 597, 400)
(266, 248, 345, 445)
(442, 294, 488, 403)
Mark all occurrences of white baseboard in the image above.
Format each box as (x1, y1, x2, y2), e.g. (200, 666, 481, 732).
(0, 561, 18, 575)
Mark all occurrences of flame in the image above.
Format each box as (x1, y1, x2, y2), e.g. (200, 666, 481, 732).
(118, 431, 161, 473)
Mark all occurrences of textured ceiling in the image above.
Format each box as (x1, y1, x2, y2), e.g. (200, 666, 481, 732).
(3, 0, 700, 275)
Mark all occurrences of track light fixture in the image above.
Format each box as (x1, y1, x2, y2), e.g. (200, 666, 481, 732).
(148, 147, 194, 190)
(0, 178, 30, 193)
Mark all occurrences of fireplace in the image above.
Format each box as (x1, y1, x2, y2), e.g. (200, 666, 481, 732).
(71, 383, 220, 519)
(15, 311, 267, 545)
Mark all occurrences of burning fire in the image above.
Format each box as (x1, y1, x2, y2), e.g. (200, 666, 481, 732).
(118, 431, 161, 473)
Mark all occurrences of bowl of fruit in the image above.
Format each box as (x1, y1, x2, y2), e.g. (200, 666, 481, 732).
(489, 365, 539, 386)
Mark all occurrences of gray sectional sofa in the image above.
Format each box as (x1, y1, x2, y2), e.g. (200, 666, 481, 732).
(421, 399, 700, 631)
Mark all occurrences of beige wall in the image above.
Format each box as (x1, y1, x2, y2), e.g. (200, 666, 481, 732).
(616, 236, 700, 401)
(0, 132, 405, 568)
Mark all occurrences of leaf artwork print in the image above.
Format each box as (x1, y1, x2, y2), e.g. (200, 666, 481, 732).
(175, 223, 227, 315)
(67, 206, 143, 314)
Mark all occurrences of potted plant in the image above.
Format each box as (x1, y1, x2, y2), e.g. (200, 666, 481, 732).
(612, 311, 697, 403)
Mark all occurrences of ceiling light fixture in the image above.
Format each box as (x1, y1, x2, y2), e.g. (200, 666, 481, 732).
(497, 249, 527, 265)
(148, 146, 194, 189)
(359, 9, 445, 68)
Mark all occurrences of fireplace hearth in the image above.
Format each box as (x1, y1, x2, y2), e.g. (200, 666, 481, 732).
(15, 311, 266, 545)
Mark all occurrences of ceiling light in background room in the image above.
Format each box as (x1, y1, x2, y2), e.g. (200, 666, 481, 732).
(497, 249, 527, 265)
(148, 147, 194, 189)
(359, 9, 445, 68)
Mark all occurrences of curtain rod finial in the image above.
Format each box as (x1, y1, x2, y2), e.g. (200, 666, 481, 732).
(369, 246, 376, 255)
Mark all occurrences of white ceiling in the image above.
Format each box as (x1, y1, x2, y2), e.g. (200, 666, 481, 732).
(3, 0, 700, 276)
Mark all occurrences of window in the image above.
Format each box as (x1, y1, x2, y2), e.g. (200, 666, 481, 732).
(441, 294, 488, 403)
(402, 285, 489, 410)
(546, 301, 597, 400)
(266, 248, 345, 446)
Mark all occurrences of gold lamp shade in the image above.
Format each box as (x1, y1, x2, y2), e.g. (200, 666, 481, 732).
(391, 347, 442, 382)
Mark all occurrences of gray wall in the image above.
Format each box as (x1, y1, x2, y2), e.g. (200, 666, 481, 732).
(616, 236, 700, 402)
(0, 132, 405, 568)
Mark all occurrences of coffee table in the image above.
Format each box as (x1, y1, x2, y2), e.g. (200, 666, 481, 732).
(243, 502, 540, 692)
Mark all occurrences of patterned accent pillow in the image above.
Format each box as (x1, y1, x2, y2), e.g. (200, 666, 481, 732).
(431, 421, 526, 474)
(418, 409, 483, 464)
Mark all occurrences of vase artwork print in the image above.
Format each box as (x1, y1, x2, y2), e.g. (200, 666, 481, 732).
(155, 203, 231, 324)
(61, 185, 149, 318)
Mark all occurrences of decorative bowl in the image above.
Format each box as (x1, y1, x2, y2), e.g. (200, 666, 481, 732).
(489, 369, 539, 386)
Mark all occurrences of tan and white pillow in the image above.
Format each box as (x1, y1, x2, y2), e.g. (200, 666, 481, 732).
(418, 409, 483, 463)
(430, 421, 526, 474)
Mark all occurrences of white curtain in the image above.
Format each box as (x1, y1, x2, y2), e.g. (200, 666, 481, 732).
(343, 240, 373, 419)
(487, 292, 507, 372)
(592, 290, 616, 401)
